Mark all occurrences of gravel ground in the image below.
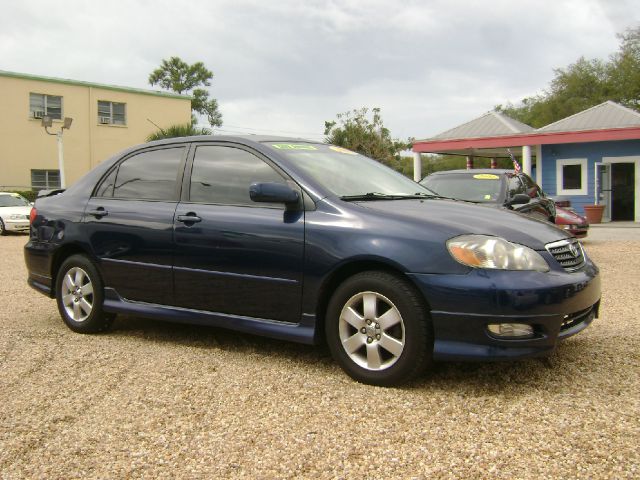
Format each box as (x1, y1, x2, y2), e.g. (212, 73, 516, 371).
(1, 233, 638, 479)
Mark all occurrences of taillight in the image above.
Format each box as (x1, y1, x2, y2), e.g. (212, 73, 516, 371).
(29, 207, 37, 224)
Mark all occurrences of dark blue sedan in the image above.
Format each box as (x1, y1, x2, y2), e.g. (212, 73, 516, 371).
(24, 136, 600, 386)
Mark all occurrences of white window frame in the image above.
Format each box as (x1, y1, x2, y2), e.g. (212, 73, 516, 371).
(556, 158, 588, 196)
(97, 100, 127, 126)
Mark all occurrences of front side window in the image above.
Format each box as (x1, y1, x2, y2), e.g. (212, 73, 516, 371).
(31, 169, 61, 190)
(189, 146, 286, 206)
(507, 175, 526, 198)
(98, 101, 126, 125)
(29, 93, 62, 120)
(111, 148, 184, 200)
(520, 174, 542, 198)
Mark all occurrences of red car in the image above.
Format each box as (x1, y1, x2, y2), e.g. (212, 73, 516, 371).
(555, 206, 589, 238)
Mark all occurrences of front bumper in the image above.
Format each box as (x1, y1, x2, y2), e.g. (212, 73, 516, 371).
(408, 260, 600, 361)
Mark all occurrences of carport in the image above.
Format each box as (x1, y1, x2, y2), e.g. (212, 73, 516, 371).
(412, 102, 640, 221)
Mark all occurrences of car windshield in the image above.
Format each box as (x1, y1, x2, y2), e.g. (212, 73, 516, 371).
(265, 143, 436, 198)
(0, 194, 30, 207)
(421, 173, 505, 203)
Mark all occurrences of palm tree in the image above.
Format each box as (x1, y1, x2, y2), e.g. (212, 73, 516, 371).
(146, 123, 211, 142)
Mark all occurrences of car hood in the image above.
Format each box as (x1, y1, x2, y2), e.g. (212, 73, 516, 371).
(555, 207, 587, 224)
(0, 206, 31, 217)
(355, 198, 568, 250)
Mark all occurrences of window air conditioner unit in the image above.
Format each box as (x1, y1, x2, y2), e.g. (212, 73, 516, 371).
(32, 110, 45, 119)
(99, 116, 111, 124)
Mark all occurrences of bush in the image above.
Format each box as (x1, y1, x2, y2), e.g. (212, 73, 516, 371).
(8, 190, 37, 202)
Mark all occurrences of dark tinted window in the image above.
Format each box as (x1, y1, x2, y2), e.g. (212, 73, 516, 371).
(95, 168, 117, 197)
(520, 174, 541, 198)
(507, 175, 526, 198)
(190, 146, 285, 205)
(113, 148, 184, 200)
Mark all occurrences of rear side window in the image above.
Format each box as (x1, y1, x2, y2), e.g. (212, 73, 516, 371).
(189, 146, 285, 206)
(103, 147, 184, 201)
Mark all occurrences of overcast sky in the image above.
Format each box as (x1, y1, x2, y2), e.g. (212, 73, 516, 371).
(1, 0, 638, 141)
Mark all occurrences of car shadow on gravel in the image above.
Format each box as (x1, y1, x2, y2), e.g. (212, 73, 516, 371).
(105, 315, 601, 394)
(108, 315, 335, 363)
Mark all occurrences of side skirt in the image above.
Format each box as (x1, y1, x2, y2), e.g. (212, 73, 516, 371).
(102, 288, 317, 345)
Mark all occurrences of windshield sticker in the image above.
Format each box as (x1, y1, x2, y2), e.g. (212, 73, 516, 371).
(329, 146, 357, 155)
(473, 174, 500, 180)
(271, 144, 317, 150)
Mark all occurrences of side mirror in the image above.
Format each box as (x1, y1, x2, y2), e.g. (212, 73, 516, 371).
(506, 193, 531, 206)
(250, 182, 300, 205)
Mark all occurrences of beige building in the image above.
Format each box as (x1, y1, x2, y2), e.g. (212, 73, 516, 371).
(0, 70, 191, 190)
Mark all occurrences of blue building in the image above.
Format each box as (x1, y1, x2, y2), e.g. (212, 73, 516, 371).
(413, 101, 640, 222)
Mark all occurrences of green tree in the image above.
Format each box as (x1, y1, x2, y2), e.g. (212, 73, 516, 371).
(324, 107, 412, 170)
(146, 123, 211, 142)
(496, 26, 640, 127)
(149, 56, 223, 127)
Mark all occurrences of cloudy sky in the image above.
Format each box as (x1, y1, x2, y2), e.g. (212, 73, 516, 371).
(1, 0, 638, 141)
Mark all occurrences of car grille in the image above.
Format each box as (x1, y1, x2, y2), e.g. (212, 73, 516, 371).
(560, 306, 595, 332)
(545, 238, 585, 272)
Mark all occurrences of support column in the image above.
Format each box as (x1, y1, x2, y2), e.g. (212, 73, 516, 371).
(413, 152, 422, 182)
(466, 156, 474, 170)
(535, 145, 542, 186)
(522, 145, 532, 175)
(490, 158, 497, 169)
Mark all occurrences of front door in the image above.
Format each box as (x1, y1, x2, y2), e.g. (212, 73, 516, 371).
(611, 163, 635, 221)
(173, 144, 305, 323)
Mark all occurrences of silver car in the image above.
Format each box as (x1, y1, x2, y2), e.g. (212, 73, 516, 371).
(0, 192, 32, 235)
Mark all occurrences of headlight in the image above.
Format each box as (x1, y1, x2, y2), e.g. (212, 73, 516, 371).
(447, 235, 549, 272)
(9, 214, 24, 220)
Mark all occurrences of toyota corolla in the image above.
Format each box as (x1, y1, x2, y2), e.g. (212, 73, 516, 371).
(24, 136, 600, 386)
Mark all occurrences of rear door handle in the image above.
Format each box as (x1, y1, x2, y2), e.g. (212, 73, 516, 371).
(177, 214, 202, 224)
(88, 208, 108, 218)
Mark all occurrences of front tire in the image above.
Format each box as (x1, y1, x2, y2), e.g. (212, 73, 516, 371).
(55, 254, 114, 333)
(0, 219, 6, 235)
(326, 271, 433, 386)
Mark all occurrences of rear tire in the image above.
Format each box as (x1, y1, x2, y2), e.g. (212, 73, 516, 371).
(55, 254, 114, 333)
(326, 271, 433, 386)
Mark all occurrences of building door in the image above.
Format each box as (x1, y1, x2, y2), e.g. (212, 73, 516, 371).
(611, 163, 635, 221)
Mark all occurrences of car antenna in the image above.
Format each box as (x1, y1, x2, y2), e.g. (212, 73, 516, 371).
(146, 118, 166, 136)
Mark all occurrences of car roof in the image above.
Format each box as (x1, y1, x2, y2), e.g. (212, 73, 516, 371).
(143, 135, 321, 149)
(427, 169, 518, 176)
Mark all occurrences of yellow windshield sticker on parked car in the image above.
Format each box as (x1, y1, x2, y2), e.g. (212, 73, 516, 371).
(473, 174, 500, 180)
(271, 144, 317, 150)
(329, 146, 357, 155)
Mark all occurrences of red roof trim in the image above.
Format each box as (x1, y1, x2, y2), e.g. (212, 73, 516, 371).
(412, 126, 640, 152)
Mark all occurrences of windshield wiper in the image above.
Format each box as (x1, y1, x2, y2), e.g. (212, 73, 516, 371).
(340, 192, 456, 201)
(341, 192, 417, 201)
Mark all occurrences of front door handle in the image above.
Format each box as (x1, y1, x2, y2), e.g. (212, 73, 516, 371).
(177, 214, 202, 224)
(88, 208, 108, 218)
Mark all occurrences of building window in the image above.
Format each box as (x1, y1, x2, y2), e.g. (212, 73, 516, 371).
(29, 93, 62, 120)
(98, 101, 126, 125)
(556, 158, 588, 196)
(31, 170, 61, 190)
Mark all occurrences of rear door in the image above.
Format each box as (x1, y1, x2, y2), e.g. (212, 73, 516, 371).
(173, 143, 305, 323)
(84, 145, 187, 305)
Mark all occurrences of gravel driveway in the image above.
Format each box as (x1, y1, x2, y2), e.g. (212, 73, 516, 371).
(1, 233, 638, 479)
